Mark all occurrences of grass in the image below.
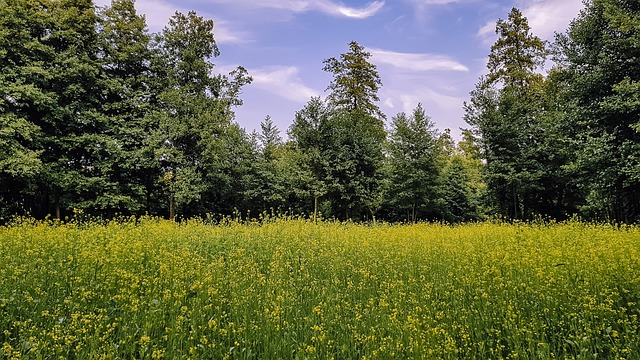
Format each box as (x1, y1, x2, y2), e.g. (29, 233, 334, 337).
(1, 217, 639, 359)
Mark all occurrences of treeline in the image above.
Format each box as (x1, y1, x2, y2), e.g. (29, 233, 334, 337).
(1, 0, 638, 223)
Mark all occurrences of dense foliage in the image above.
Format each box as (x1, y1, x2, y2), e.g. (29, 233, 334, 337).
(1, 219, 639, 358)
(1, 0, 639, 223)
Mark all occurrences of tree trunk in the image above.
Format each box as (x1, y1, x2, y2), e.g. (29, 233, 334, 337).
(512, 183, 518, 219)
(313, 194, 319, 224)
(169, 193, 176, 221)
(55, 194, 61, 220)
(412, 203, 416, 224)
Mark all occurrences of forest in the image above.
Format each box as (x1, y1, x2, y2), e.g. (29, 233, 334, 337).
(1, 0, 639, 224)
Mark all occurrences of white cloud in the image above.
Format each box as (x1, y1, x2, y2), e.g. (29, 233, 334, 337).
(397, 87, 463, 114)
(477, 0, 584, 43)
(206, 0, 385, 19)
(477, 20, 496, 38)
(94, 0, 249, 42)
(369, 48, 469, 72)
(212, 21, 252, 44)
(249, 66, 320, 104)
(521, 0, 584, 40)
(407, 0, 463, 5)
(379, 84, 466, 136)
(329, 1, 385, 18)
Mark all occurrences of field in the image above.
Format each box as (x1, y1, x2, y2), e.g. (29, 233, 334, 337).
(1, 218, 639, 359)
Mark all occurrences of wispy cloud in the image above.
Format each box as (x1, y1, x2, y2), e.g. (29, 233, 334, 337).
(477, 20, 497, 45)
(94, 0, 250, 43)
(379, 84, 466, 133)
(477, 0, 584, 43)
(369, 48, 469, 72)
(207, 0, 385, 19)
(407, 0, 463, 5)
(212, 20, 252, 44)
(249, 66, 319, 104)
(521, 0, 584, 40)
(398, 87, 463, 114)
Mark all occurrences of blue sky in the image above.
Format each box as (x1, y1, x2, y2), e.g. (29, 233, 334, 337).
(95, 0, 585, 139)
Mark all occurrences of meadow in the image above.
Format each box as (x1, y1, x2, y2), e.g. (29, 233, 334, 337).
(1, 218, 639, 359)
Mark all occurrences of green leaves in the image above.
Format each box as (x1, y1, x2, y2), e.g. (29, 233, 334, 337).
(386, 104, 440, 222)
(555, 0, 640, 222)
(465, 7, 570, 220)
(487, 8, 547, 89)
(323, 41, 384, 120)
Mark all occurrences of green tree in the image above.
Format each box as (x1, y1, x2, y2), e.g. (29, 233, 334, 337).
(288, 97, 331, 221)
(259, 115, 282, 159)
(322, 41, 384, 119)
(386, 104, 441, 222)
(200, 123, 257, 217)
(466, 8, 555, 220)
(321, 42, 386, 221)
(554, 0, 640, 222)
(0, 0, 48, 219)
(147, 10, 251, 220)
(94, 0, 155, 215)
(244, 116, 289, 214)
(18, 0, 106, 219)
(439, 156, 477, 223)
(457, 129, 487, 216)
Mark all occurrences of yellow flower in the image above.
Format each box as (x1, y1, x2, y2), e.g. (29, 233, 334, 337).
(140, 335, 151, 345)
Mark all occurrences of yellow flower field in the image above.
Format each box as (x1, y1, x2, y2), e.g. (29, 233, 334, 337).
(1, 218, 639, 359)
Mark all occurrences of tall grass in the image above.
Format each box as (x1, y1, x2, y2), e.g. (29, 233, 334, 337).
(1, 218, 639, 359)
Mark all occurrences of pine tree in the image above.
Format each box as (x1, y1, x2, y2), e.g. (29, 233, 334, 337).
(386, 104, 440, 222)
(466, 8, 552, 220)
(322, 42, 386, 220)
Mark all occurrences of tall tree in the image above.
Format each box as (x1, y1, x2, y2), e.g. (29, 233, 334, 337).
(13, 0, 106, 219)
(322, 41, 384, 119)
(554, 0, 640, 222)
(288, 97, 332, 221)
(487, 8, 546, 88)
(321, 41, 386, 220)
(94, 0, 155, 215)
(146, 10, 251, 220)
(0, 0, 48, 219)
(244, 116, 289, 214)
(258, 115, 282, 159)
(465, 8, 553, 220)
(386, 104, 441, 222)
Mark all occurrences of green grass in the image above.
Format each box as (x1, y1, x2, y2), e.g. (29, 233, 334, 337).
(1, 218, 639, 359)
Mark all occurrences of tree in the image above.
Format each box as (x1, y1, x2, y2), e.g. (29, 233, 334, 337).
(321, 41, 386, 221)
(25, 0, 106, 219)
(94, 0, 155, 215)
(465, 8, 553, 220)
(0, 0, 48, 220)
(146, 10, 251, 220)
(258, 115, 282, 159)
(289, 97, 332, 221)
(244, 116, 289, 214)
(554, 0, 640, 222)
(439, 157, 478, 223)
(487, 8, 546, 88)
(386, 104, 441, 222)
(322, 41, 384, 119)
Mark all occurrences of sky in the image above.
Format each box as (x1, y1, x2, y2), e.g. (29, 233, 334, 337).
(94, 0, 586, 140)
